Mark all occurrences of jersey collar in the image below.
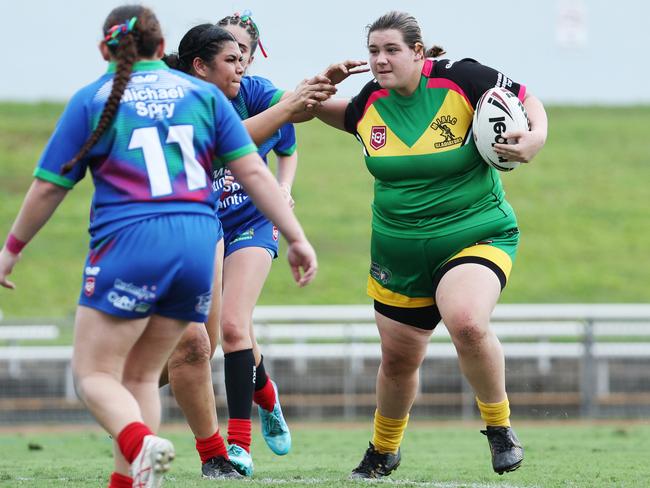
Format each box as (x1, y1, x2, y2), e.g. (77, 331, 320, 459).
(389, 76, 427, 107)
(106, 59, 169, 73)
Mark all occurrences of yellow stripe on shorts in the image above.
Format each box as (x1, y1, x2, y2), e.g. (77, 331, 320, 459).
(367, 276, 435, 308)
(448, 244, 513, 282)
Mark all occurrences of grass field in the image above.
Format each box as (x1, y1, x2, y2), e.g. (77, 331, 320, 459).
(1, 104, 650, 319)
(1, 421, 648, 487)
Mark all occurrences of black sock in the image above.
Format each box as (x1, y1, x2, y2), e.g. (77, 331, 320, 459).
(224, 348, 255, 419)
(255, 355, 269, 391)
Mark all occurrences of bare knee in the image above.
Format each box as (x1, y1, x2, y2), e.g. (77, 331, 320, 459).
(220, 315, 250, 350)
(168, 326, 211, 370)
(445, 309, 488, 352)
(380, 346, 422, 378)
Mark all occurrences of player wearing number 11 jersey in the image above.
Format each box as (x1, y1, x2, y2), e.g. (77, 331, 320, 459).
(33, 58, 256, 318)
(35, 60, 254, 244)
(0, 6, 317, 486)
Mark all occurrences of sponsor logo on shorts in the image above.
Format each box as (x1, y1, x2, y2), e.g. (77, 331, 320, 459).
(370, 126, 387, 150)
(134, 302, 152, 313)
(272, 226, 279, 241)
(230, 227, 255, 245)
(85, 266, 101, 276)
(113, 279, 156, 301)
(195, 292, 212, 315)
(431, 116, 463, 149)
(84, 277, 96, 297)
(370, 261, 392, 285)
(108, 291, 137, 311)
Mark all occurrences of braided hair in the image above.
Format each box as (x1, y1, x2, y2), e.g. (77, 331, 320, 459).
(61, 5, 162, 174)
(216, 11, 265, 57)
(163, 24, 236, 74)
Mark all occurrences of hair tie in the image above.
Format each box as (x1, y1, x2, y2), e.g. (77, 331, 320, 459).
(104, 16, 138, 46)
(238, 10, 268, 57)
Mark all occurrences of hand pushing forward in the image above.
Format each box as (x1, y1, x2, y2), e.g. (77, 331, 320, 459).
(321, 60, 370, 85)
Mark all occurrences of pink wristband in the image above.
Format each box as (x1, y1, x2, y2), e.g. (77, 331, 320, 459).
(5, 234, 27, 254)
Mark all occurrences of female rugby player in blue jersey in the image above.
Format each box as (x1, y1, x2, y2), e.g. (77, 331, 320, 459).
(215, 11, 302, 475)
(162, 22, 334, 479)
(313, 11, 547, 481)
(0, 6, 318, 488)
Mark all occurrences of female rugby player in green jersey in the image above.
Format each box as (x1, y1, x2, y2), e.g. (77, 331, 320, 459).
(314, 11, 548, 480)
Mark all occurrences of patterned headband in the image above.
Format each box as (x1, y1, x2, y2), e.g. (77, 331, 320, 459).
(104, 16, 138, 46)
(234, 10, 267, 58)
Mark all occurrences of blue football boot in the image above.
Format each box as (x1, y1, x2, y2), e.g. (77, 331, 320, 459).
(226, 444, 254, 477)
(258, 380, 292, 455)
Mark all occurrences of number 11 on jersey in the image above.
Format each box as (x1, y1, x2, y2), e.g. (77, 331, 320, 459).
(128, 125, 208, 197)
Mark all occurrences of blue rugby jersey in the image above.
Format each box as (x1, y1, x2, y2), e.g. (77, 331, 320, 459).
(214, 75, 297, 233)
(34, 60, 257, 241)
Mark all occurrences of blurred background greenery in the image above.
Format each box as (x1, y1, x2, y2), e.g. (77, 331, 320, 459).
(1, 103, 648, 319)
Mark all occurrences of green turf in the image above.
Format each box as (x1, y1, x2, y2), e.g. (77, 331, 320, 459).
(1, 104, 649, 318)
(0, 422, 648, 487)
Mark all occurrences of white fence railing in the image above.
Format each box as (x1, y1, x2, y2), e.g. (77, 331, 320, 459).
(2, 304, 650, 421)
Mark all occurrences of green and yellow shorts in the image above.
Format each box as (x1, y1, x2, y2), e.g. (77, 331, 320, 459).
(367, 216, 520, 309)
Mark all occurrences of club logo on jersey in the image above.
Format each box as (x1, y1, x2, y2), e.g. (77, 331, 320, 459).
(272, 226, 279, 241)
(370, 126, 387, 150)
(370, 261, 392, 285)
(84, 277, 96, 297)
(431, 116, 463, 149)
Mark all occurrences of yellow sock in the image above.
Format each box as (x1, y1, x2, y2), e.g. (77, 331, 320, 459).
(371, 410, 409, 454)
(476, 397, 511, 427)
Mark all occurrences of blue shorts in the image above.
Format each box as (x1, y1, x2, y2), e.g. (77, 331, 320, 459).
(79, 214, 219, 322)
(223, 215, 279, 258)
(216, 217, 224, 241)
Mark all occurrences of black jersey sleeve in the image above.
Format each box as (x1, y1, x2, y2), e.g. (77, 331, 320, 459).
(433, 58, 526, 108)
(344, 79, 382, 134)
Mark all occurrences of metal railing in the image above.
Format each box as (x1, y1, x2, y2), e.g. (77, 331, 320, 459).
(1, 304, 650, 422)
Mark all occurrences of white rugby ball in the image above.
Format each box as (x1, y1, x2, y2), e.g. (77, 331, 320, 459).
(473, 87, 529, 172)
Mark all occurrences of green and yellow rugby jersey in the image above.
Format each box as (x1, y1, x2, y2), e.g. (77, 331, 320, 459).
(344, 58, 526, 238)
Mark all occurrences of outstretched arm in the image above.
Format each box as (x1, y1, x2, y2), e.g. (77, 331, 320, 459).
(243, 76, 336, 143)
(310, 60, 369, 131)
(313, 99, 351, 131)
(0, 179, 69, 289)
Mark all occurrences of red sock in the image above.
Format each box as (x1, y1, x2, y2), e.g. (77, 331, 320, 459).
(107, 471, 132, 488)
(116, 422, 153, 464)
(227, 418, 252, 453)
(253, 376, 276, 412)
(195, 430, 228, 463)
